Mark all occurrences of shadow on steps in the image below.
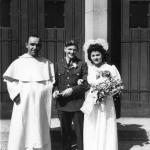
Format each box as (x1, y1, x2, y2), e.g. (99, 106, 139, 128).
(118, 123, 150, 150)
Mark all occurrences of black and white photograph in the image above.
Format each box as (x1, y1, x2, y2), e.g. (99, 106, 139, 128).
(0, 0, 150, 150)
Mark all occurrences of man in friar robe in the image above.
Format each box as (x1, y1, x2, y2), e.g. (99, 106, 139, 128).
(3, 35, 55, 150)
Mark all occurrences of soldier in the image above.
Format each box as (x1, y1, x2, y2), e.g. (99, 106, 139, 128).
(53, 40, 89, 150)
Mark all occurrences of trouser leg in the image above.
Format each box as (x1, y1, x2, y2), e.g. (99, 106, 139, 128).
(72, 111, 84, 150)
(58, 111, 73, 150)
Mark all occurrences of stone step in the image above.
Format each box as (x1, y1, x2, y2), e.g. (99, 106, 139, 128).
(1, 118, 150, 150)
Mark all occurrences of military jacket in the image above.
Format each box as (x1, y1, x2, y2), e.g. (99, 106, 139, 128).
(54, 57, 89, 111)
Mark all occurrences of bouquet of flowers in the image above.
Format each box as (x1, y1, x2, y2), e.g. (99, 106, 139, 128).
(91, 70, 124, 103)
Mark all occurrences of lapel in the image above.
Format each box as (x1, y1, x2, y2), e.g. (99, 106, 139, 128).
(62, 58, 68, 69)
(69, 57, 80, 70)
(58, 57, 81, 72)
(61, 57, 80, 69)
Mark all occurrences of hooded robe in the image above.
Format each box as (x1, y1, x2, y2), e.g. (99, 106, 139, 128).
(3, 53, 55, 150)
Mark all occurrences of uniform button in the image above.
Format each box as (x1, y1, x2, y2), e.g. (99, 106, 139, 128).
(67, 84, 70, 87)
(67, 77, 70, 79)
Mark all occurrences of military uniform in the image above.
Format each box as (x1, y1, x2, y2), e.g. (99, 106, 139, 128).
(54, 57, 89, 150)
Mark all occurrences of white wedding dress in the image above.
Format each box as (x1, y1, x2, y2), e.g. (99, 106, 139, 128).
(81, 63, 120, 150)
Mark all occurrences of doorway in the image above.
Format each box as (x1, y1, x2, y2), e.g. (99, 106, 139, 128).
(108, 0, 150, 117)
(108, 1, 121, 118)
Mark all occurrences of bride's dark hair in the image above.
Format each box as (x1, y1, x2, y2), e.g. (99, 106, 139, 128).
(87, 43, 108, 63)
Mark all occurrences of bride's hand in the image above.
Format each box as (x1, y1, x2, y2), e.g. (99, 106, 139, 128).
(62, 88, 73, 97)
(77, 79, 84, 85)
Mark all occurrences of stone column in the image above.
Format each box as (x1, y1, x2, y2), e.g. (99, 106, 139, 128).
(85, 0, 108, 41)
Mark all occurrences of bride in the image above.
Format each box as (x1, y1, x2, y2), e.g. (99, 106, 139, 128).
(80, 39, 121, 150)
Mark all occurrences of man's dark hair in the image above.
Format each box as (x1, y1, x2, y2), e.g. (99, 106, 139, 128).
(65, 40, 78, 50)
(27, 34, 41, 42)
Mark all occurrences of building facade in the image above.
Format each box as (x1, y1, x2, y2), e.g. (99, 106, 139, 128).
(0, 0, 150, 118)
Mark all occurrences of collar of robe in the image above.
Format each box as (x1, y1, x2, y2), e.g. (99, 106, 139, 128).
(3, 53, 53, 82)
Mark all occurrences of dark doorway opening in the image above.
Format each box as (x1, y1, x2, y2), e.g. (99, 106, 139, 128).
(108, 1, 121, 118)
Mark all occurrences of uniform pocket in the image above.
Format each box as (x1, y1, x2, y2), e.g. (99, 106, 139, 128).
(73, 69, 81, 77)
(58, 69, 65, 76)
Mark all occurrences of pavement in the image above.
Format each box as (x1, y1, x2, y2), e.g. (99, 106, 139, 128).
(0, 117, 150, 150)
(117, 118, 150, 150)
